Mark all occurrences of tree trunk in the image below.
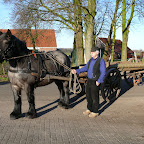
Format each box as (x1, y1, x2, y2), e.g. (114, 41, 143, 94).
(71, 30, 83, 66)
(84, 0, 96, 62)
(121, 0, 135, 61)
(103, 0, 121, 62)
(121, 0, 127, 61)
(142, 52, 144, 62)
(84, 25, 95, 62)
(72, 0, 84, 66)
(111, 24, 116, 62)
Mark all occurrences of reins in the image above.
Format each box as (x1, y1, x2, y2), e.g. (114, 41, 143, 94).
(7, 53, 34, 60)
(45, 52, 82, 94)
(7, 51, 82, 94)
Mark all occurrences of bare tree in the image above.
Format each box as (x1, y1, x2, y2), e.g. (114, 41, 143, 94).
(103, 0, 121, 62)
(121, 0, 135, 61)
(4, 0, 46, 50)
(4, 0, 127, 64)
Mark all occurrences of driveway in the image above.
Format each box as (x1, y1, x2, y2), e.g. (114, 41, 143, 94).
(0, 79, 144, 144)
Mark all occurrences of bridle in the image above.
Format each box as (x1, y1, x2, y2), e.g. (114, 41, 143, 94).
(1, 41, 15, 60)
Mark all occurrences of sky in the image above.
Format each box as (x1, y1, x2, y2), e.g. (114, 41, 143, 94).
(0, 1, 144, 51)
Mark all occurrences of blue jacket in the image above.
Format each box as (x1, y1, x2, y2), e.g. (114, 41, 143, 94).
(76, 57, 106, 84)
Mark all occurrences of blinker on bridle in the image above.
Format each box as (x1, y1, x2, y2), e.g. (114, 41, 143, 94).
(2, 41, 14, 59)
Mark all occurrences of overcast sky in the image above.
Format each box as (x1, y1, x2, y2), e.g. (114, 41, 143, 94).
(0, 1, 144, 51)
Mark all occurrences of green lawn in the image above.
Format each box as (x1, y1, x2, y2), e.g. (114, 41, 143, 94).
(0, 76, 9, 82)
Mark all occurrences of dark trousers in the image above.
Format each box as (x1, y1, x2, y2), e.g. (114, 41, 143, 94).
(86, 79, 99, 113)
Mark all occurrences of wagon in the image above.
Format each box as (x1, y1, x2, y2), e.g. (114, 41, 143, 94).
(78, 58, 144, 101)
(42, 56, 144, 102)
(30, 48, 144, 102)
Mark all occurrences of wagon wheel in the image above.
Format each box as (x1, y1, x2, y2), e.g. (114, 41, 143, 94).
(124, 71, 133, 87)
(101, 68, 121, 102)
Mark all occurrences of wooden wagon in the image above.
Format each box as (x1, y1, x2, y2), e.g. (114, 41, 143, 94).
(77, 58, 144, 102)
(39, 55, 144, 102)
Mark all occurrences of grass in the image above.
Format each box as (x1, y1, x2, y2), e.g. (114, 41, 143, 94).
(0, 75, 9, 82)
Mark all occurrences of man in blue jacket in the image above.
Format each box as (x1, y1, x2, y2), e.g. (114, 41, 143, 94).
(71, 46, 106, 118)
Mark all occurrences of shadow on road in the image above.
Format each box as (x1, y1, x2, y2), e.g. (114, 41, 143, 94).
(31, 91, 86, 118)
(70, 90, 86, 108)
(36, 100, 59, 117)
(99, 79, 133, 115)
(28, 78, 134, 118)
(0, 81, 9, 85)
(21, 100, 59, 118)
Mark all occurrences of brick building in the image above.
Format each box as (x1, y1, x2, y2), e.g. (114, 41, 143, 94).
(95, 37, 134, 59)
(0, 29, 57, 52)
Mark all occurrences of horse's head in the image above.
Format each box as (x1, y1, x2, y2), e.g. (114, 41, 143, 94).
(0, 29, 28, 63)
(0, 29, 14, 63)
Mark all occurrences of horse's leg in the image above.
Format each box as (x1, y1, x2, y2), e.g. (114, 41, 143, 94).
(55, 80, 70, 109)
(25, 85, 37, 119)
(63, 80, 70, 109)
(10, 85, 22, 120)
(55, 81, 64, 106)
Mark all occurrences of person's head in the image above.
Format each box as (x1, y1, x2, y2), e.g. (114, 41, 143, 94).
(91, 46, 99, 59)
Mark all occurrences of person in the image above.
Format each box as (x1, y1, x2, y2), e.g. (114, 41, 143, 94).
(71, 46, 106, 118)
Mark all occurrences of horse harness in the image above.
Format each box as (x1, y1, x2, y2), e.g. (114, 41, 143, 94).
(8, 51, 62, 80)
(4, 43, 82, 94)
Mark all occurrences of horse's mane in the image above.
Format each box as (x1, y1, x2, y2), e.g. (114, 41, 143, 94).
(12, 35, 29, 54)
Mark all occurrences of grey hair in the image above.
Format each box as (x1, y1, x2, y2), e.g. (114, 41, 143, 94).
(96, 50, 99, 54)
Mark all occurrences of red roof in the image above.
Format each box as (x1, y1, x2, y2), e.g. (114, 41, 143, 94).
(99, 38, 134, 53)
(0, 29, 57, 51)
(98, 38, 134, 58)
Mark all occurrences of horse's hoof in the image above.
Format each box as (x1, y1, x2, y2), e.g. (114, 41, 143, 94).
(25, 112, 37, 119)
(58, 104, 62, 108)
(58, 101, 63, 107)
(62, 104, 70, 109)
(58, 101, 70, 109)
(10, 112, 21, 120)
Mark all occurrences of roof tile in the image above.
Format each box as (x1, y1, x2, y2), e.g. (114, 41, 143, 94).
(0, 29, 57, 48)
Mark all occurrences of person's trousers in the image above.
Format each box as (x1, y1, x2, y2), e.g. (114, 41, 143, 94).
(86, 79, 99, 113)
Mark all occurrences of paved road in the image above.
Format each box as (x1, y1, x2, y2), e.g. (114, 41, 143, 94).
(0, 80, 144, 144)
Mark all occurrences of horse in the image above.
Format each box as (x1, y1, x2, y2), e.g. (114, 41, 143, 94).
(0, 29, 71, 120)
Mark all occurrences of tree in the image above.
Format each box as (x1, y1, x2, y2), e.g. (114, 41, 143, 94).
(111, 22, 117, 62)
(103, 0, 121, 62)
(142, 53, 144, 62)
(33, 0, 84, 66)
(71, 0, 84, 66)
(83, 0, 96, 62)
(121, 0, 135, 61)
(111, 0, 122, 62)
(4, 0, 84, 65)
(4, 0, 45, 50)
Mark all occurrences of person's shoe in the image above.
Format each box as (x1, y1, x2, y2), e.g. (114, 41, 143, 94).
(89, 112, 99, 118)
(83, 110, 91, 115)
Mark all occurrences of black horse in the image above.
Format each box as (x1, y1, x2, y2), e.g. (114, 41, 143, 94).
(0, 29, 71, 120)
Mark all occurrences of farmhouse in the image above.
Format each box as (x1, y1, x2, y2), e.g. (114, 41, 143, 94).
(95, 37, 134, 59)
(0, 29, 57, 52)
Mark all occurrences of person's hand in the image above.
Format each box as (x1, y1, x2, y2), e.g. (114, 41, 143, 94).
(71, 69, 77, 74)
(96, 81, 100, 86)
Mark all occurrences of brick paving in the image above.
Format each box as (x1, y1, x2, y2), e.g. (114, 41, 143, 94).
(0, 80, 144, 144)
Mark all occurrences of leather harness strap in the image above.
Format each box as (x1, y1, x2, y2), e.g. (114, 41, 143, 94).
(8, 69, 37, 73)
